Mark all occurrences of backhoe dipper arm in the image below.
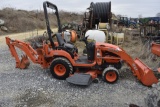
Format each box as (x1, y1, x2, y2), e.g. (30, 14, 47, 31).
(6, 37, 39, 68)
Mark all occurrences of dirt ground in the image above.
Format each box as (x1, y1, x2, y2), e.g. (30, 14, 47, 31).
(0, 30, 160, 107)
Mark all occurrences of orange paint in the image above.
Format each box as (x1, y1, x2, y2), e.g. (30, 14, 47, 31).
(151, 42, 160, 56)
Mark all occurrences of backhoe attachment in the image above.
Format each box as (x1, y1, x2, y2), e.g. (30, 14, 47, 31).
(6, 37, 38, 69)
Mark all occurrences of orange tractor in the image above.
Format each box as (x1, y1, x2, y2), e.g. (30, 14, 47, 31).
(6, 1, 159, 86)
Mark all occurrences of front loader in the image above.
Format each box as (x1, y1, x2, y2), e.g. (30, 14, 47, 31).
(6, 1, 159, 86)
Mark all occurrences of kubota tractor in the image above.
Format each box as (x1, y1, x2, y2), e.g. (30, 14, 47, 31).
(6, 1, 159, 86)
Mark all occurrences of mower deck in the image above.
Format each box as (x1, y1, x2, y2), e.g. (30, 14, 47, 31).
(66, 73, 92, 86)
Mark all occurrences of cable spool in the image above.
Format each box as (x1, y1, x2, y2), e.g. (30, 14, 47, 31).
(81, 2, 111, 37)
(89, 2, 111, 28)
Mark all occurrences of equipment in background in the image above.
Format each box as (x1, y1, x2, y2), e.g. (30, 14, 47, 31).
(118, 17, 137, 29)
(85, 30, 106, 42)
(139, 17, 160, 44)
(151, 42, 160, 57)
(81, 2, 112, 37)
(62, 30, 77, 43)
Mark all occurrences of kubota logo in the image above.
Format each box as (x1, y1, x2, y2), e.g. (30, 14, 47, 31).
(108, 48, 120, 52)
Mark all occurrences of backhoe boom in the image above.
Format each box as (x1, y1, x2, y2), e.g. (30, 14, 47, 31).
(6, 37, 47, 69)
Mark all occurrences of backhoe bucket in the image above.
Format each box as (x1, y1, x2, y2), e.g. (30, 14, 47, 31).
(151, 43, 160, 56)
(18, 55, 30, 69)
(134, 58, 158, 86)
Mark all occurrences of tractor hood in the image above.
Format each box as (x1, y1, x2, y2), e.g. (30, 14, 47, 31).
(96, 42, 122, 51)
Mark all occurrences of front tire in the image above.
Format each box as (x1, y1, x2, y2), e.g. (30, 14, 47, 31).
(50, 57, 73, 80)
(102, 67, 119, 83)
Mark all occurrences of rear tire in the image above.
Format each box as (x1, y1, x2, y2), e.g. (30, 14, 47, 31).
(102, 67, 119, 83)
(50, 57, 73, 80)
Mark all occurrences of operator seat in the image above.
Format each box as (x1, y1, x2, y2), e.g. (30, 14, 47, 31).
(56, 33, 74, 48)
(56, 33, 78, 57)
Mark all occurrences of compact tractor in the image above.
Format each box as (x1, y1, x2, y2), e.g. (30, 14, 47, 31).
(6, 1, 159, 86)
(118, 17, 137, 29)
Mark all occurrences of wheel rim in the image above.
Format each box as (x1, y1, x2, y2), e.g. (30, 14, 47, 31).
(106, 71, 117, 82)
(54, 64, 66, 76)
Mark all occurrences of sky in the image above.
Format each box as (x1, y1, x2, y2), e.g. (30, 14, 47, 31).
(0, 0, 160, 18)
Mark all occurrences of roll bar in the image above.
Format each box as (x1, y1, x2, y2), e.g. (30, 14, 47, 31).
(43, 1, 62, 48)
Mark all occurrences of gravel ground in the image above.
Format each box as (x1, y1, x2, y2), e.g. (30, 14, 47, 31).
(0, 35, 159, 107)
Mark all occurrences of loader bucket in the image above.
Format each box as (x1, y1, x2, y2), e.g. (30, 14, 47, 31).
(134, 58, 158, 86)
(151, 43, 160, 56)
(18, 55, 30, 69)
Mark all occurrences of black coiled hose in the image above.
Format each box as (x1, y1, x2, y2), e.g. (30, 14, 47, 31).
(81, 2, 111, 36)
(90, 2, 111, 27)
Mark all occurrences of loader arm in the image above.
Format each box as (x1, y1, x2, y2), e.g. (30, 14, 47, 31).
(6, 37, 40, 68)
(97, 43, 158, 86)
